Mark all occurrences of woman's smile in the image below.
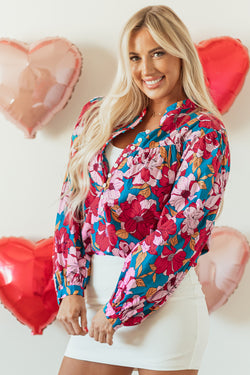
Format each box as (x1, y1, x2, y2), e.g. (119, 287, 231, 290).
(143, 76, 165, 89)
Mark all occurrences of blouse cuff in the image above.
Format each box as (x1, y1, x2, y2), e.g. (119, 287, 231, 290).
(103, 302, 122, 330)
(56, 283, 85, 304)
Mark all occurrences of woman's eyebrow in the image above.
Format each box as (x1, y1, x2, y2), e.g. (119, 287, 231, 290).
(129, 46, 164, 55)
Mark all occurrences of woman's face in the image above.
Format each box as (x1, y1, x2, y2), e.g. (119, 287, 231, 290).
(128, 27, 186, 108)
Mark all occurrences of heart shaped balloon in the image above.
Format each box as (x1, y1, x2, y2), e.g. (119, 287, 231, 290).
(0, 236, 58, 334)
(0, 37, 82, 138)
(195, 226, 250, 313)
(196, 36, 250, 114)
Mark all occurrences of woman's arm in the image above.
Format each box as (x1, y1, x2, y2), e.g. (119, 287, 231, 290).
(53, 99, 99, 334)
(53, 101, 94, 302)
(104, 122, 230, 330)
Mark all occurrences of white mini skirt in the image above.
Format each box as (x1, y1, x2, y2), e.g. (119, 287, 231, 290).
(65, 254, 210, 371)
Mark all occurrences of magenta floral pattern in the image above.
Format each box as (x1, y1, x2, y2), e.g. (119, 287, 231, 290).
(53, 97, 230, 330)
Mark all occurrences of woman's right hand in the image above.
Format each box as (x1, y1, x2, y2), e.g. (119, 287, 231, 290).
(57, 295, 88, 336)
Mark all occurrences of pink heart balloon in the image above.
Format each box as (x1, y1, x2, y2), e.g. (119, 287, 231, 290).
(195, 226, 250, 313)
(0, 37, 82, 138)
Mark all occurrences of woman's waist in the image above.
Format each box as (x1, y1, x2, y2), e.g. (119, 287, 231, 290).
(86, 254, 204, 306)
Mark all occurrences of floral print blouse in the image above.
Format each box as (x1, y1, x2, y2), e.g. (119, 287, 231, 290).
(53, 97, 230, 330)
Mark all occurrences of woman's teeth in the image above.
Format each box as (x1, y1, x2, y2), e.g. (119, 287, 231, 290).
(145, 77, 163, 86)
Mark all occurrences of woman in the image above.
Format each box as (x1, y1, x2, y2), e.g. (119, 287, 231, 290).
(53, 5, 230, 375)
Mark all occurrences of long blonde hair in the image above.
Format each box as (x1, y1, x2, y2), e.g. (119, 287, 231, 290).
(66, 5, 221, 221)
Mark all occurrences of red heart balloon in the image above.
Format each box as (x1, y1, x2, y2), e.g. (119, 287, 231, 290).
(195, 227, 250, 313)
(196, 36, 250, 114)
(0, 37, 82, 138)
(0, 237, 58, 334)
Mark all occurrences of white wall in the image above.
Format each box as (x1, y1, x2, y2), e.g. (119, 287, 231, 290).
(0, 0, 249, 374)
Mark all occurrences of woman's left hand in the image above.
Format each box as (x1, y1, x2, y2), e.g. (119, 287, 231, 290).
(89, 308, 115, 345)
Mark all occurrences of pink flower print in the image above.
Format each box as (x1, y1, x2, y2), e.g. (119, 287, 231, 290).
(124, 149, 163, 187)
(169, 175, 200, 211)
(114, 267, 137, 304)
(102, 180, 122, 205)
(121, 295, 145, 320)
(182, 205, 204, 235)
(121, 253, 132, 272)
(67, 251, 88, 285)
(81, 222, 92, 242)
(112, 247, 127, 258)
(54, 252, 66, 270)
(58, 181, 71, 214)
(204, 195, 220, 210)
(88, 157, 103, 186)
(123, 267, 137, 292)
(105, 302, 117, 317)
(133, 150, 163, 187)
(118, 241, 136, 258)
(205, 219, 214, 234)
(127, 193, 137, 204)
(147, 287, 168, 303)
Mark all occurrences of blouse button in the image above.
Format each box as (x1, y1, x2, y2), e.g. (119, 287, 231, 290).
(138, 137, 142, 142)
(123, 153, 128, 157)
(131, 145, 135, 150)
(107, 173, 112, 178)
(103, 182, 107, 188)
(114, 163, 118, 168)
(145, 129, 150, 134)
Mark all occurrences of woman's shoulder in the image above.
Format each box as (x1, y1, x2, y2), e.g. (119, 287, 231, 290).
(173, 105, 229, 151)
(78, 96, 103, 118)
(180, 104, 227, 140)
(195, 109, 226, 134)
(69, 97, 103, 150)
(72, 97, 103, 135)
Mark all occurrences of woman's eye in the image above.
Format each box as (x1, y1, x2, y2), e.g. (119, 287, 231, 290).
(130, 55, 140, 62)
(153, 51, 165, 58)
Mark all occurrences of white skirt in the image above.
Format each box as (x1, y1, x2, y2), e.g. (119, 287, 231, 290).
(65, 254, 210, 371)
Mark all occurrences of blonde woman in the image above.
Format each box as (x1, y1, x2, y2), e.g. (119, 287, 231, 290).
(53, 5, 230, 375)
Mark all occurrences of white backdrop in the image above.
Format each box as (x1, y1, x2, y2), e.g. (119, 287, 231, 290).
(0, 1, 249, 374)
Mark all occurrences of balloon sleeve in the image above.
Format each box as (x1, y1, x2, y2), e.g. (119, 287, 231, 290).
(52, 100, 96, 303)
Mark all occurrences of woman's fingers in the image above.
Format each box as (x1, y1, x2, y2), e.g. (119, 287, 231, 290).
(106, 332, 114, 346)
(89, 326, 112, 344)
(80, 309, 88, 334)
(58, 301, 115, 343)
(89, 309, 115, 345)
(57, 295, 88, 335)
(98, 331, 107, 344)
(71, 317, 86, 335)
(62, 321, 74, 335)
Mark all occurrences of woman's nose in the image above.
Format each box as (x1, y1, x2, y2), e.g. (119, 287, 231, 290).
(141, 57, 155, 75)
